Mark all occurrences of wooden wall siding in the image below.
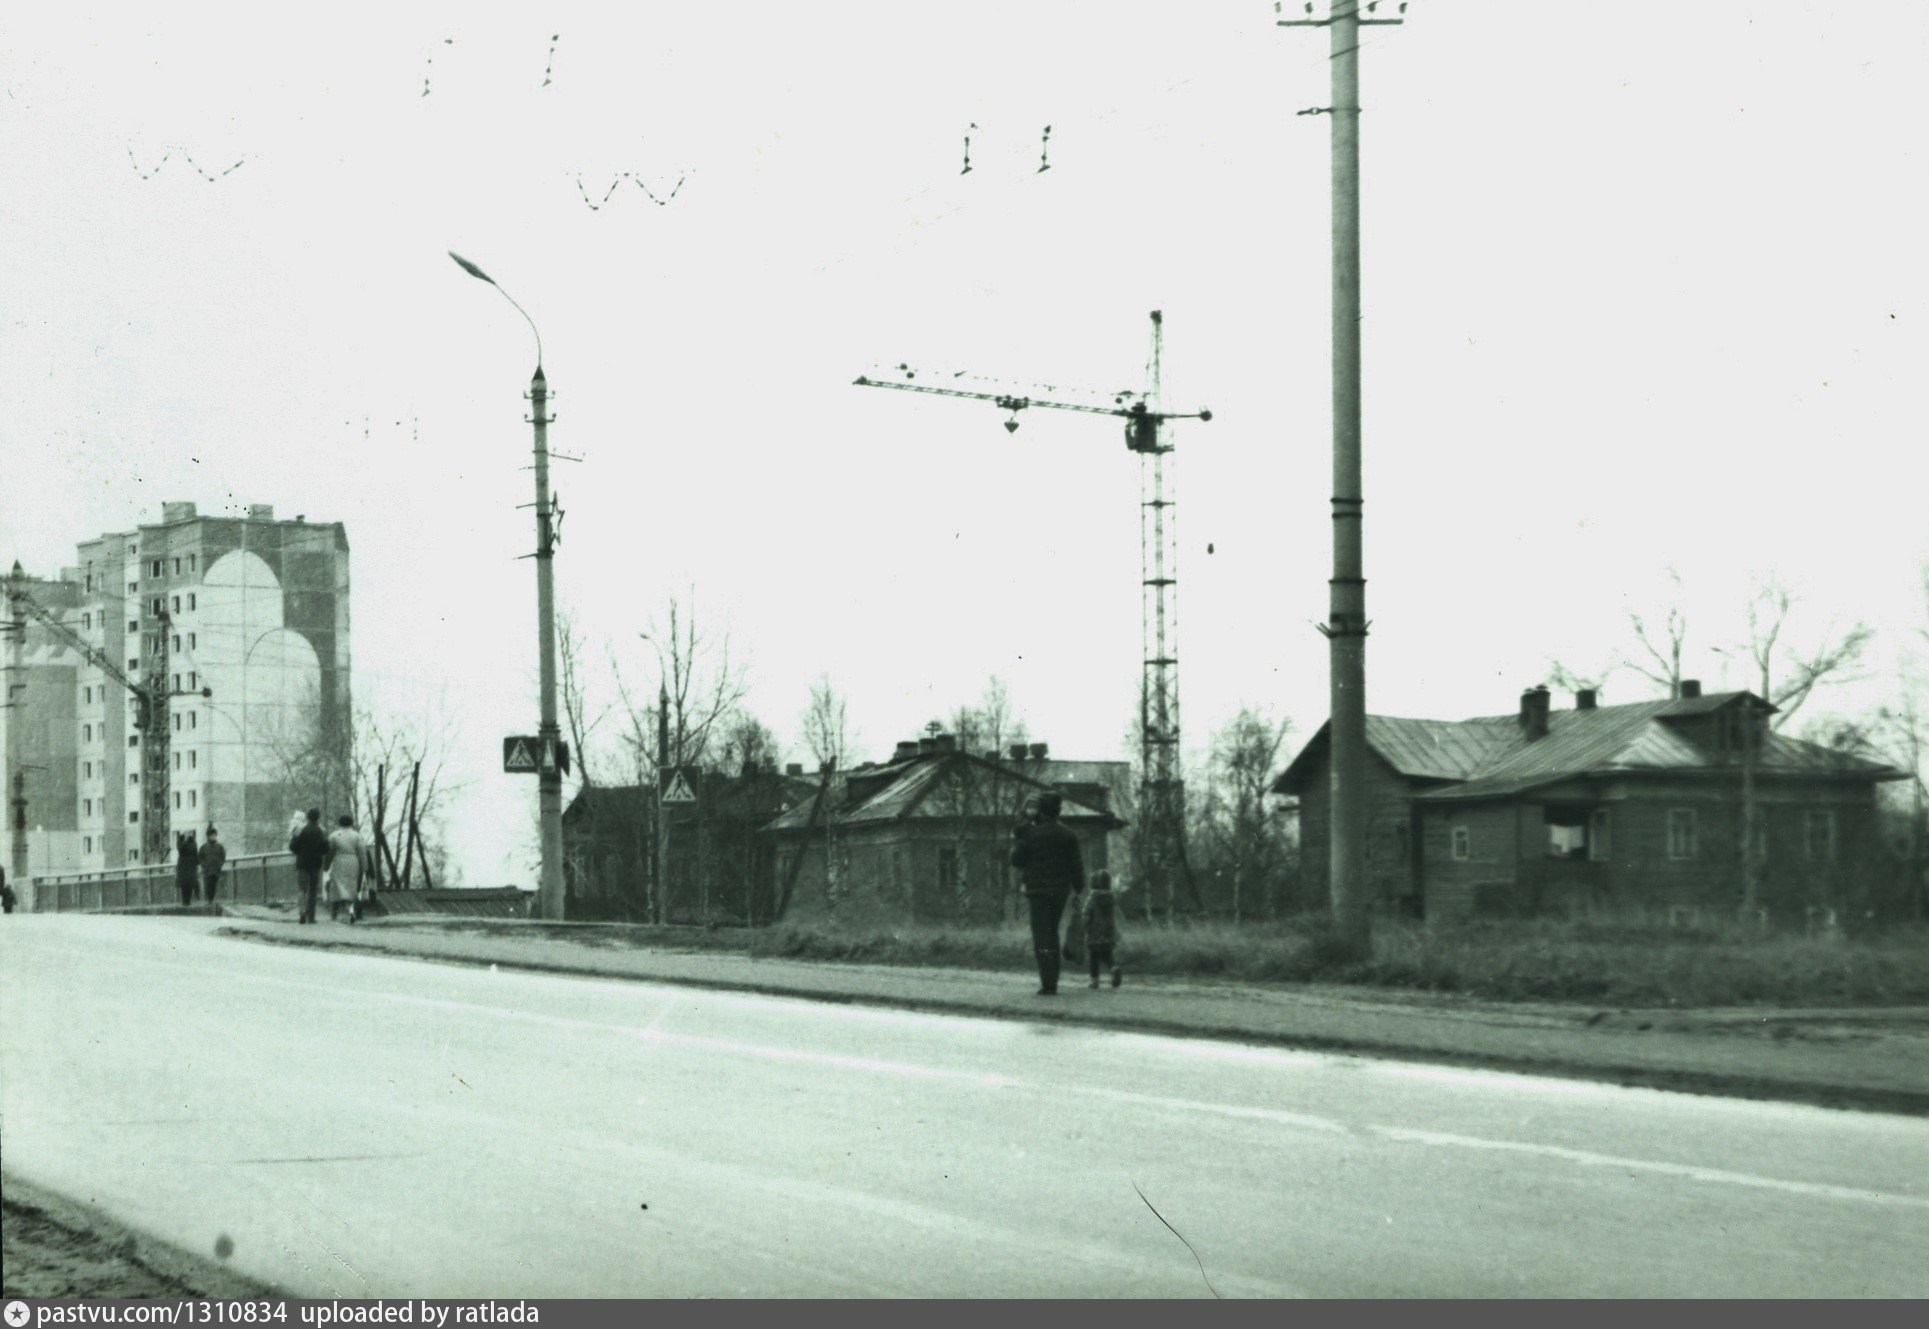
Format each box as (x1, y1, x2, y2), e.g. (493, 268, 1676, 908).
(1296, 749, 1422, 913)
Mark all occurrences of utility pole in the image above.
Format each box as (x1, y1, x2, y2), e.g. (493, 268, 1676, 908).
(656, 683, 670, 926)
(530, 367, 565, 922)
(1281, 0, 1405, 952)
(9, 770, 27, 893)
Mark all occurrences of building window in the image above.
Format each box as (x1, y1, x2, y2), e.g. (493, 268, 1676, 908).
(85, 575, 93, 592)
(130, 735, 139, 748)
(937, 847, 959, 895)
(82, 611, 92, 628)
(171, 595, 180, 613)
(188, 633, 196, 650)
(130, 773, 139, 786)
(189, 712, 196, 730)
(83, 686, 92, 704)
(172, 635, 181, 652)
(1805, 810, 1838, 863)
(128, 849, 139, 863)
(83, 798, 93, 815)
(151, 559, 163, 577)
(127, 581, 137, 594)
(83, 723, 92, 741)
(1543, 806, 1589, 860)
(187, 593, 196, 610)
(127, 658, 138, 671)
(174, 714, 182, 732)
(187, 672, 196, 690)
(1667, 809, 1699, 860)
(188, 555, 196, 573)
(189, 750, 197, 769)
(129, 811, 139, 824)
(84, 836, 93, 854)
(1450, 826, 1471, 861)
(174, 752, 181, 771)
(150, 597, 163, 617)
(173, 674, 181, 692)
(172, 557, 181, 574)
(83, 761, 92, 778)
(1589, 809, 1612, 861)
(189, 790, 197, 808)
(127, 620, 137, 633)
(174, 792, 182, 809)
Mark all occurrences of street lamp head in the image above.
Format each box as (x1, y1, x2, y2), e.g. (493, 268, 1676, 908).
(448, 251, 495, 285)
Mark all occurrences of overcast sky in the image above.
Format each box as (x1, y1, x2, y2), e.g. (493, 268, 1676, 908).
(4, 2, 1924, 884)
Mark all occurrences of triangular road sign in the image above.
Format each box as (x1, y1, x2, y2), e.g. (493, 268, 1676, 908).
(661, 770, 697, 804)
(505, 739, 538, 771)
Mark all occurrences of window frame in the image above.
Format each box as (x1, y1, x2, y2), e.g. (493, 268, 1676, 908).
(1667, 808, 1699, 861)
(1450, 825, 1471, 862)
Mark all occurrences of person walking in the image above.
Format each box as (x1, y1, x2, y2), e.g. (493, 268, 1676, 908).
(175, 831, 200, 907)
(289, 809, 328, 924)
(199, 826, 228, 902)
(324, 815, 369, 923)
(1009, 789, 1085, 996)
(1080, 870, 1123, 989)
(0, 864, 15, 915)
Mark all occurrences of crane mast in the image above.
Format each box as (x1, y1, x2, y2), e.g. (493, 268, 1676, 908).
(855, 311, 1210, 915)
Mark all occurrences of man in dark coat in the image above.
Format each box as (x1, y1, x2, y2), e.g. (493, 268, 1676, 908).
(200, 826, 228, 902)
(1009, 789, 1085, 995)
(289, 809, 329, 924)
(175, 831, 200, 907)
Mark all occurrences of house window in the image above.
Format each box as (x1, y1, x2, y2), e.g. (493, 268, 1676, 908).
(187, 593, 196, 610)
(151, 559, 163, 577)
(83, 686, 92, 704)
(173, 674, 181, 692)
(174, 752, 181, 771)
(82, 611, 92, 628)
(85, 575, 93, 592)
(174, 714, 182, 732)
(1450, 826, 1471, 861)
(1805, 810, 1838, 863)
(130, 773, 139, 786)
(189, 712, 197, 730)
(127, 582, 137, 594)
(187, 672, 196, 690)
(1667, 809, 1699, 860)
(126, 620, 137, 633)
(1544, 806, 1589, 860)
(937, 847, 959, 895)
(174, 792, 182, 809)
(130, 735, 139, 748)
(189, 790, 197, 808)
(1589, 809, 1612, 861)
(83, 798, 93, 815)
(84, 761, 92, 778)
(151, 597, 163, 616)
(189, 750, 197, 769)
(127, 658, 138, 671)
(128, 849, 139, 863)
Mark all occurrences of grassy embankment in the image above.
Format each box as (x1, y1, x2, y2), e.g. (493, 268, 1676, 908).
(440, 912, 1929, 1008)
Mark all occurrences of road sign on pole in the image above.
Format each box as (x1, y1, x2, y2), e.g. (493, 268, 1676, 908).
(503, 736, 540, 773)
(660, 769, 697, 804)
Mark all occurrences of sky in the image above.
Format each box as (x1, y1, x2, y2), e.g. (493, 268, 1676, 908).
(4, 2, 1925, 885)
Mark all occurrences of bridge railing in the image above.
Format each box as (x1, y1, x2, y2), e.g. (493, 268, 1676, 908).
(31, 853, 296, 912)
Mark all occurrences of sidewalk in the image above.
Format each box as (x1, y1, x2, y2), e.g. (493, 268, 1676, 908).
(214, 909, 1929, 1117)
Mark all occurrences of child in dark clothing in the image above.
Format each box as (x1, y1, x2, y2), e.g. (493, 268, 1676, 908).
(1081, 870, 1123, 988)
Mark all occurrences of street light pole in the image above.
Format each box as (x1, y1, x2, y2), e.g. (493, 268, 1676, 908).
(450, 251, 565, 923)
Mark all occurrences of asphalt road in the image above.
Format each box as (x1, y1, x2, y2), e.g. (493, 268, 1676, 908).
(4, 916, 1927, 1297)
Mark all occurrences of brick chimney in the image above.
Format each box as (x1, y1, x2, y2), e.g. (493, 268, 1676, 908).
(917, 736, 937, 756)
(893, 740, 919, 763)
(247, 504, 275, 521)
(1008, 743, 1029, 761)
(1028, 742, 1049, 760)
(1519, 685, 1551, 740)
(785, 763, 803, 777)
(934, 733, 957, 753)
(1679, 679, 1702, 699)
(1576, 688, 1598, 711)
(161, 501, 197, 524)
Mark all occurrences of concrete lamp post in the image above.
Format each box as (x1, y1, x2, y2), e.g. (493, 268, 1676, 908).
(448, 251, 565, 923)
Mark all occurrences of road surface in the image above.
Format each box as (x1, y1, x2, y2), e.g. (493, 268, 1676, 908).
(3, 915, 1926, 1297)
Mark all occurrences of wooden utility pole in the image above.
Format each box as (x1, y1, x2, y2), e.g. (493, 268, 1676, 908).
(1282, 0, 1404, 952)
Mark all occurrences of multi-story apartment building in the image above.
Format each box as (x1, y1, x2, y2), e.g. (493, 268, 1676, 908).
(2, 568, 83, 884)
(46, 501, 350, 869)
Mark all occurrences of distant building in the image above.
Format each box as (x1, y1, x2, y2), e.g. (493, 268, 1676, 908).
(762, 734, 1125, 927)
(2, 567, 83, 888)
(562, 767, 819, 924)
(1273, 682, 1906, 922)
(20, 502, 352, 870)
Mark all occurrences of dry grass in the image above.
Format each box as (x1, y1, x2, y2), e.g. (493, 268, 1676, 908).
(437, 912, 1929, 1008)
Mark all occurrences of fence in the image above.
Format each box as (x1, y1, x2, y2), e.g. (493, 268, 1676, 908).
(31, 852, 296, 913)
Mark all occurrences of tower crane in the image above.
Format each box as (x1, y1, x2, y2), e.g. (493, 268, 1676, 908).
(4, 567, 210, 864)
(855, 311, 1212, 914)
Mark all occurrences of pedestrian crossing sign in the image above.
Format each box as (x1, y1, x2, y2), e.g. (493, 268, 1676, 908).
(502, 736, 539, 773)
(661, 769, 697, 804)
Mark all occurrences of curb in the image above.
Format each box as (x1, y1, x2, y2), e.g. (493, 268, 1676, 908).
(220, 925, 1929, 1119)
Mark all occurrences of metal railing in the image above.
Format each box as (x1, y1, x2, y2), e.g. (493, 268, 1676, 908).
(31, 852, 296, 912)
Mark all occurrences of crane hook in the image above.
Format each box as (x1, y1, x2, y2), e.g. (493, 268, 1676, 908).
(1004, 415, 1021, 434)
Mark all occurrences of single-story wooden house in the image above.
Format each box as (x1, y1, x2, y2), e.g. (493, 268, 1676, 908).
(763, 734, 1124, 927)
(1273, 682, 1905, 921)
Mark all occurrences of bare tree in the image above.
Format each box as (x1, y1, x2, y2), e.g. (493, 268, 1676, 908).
(346, 688, 468, 889)
(557, 607, 608, 793)
(1715, 578, 1873, 915)
(610, 591, 750, 923)
(1197, 707, 1297, 923)
(933, 676, 1030, 921)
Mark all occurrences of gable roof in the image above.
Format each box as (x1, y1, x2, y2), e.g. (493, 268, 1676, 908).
(1274, 690, 1904, 802)
(763, 750, 1121, 835)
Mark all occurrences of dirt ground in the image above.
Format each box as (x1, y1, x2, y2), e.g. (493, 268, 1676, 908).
(1, 1179, 277, 1300)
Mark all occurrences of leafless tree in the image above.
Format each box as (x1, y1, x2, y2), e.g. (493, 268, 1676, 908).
(786, 675, 853, 921)
(933, 676, 1030, 921)
(610, 591, 750, 923)
(1196, 707, 1297, 923)
(557, 607, 608, 793)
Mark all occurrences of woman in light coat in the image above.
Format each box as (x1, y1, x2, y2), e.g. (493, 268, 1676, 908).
(324, 815, 370, 923)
